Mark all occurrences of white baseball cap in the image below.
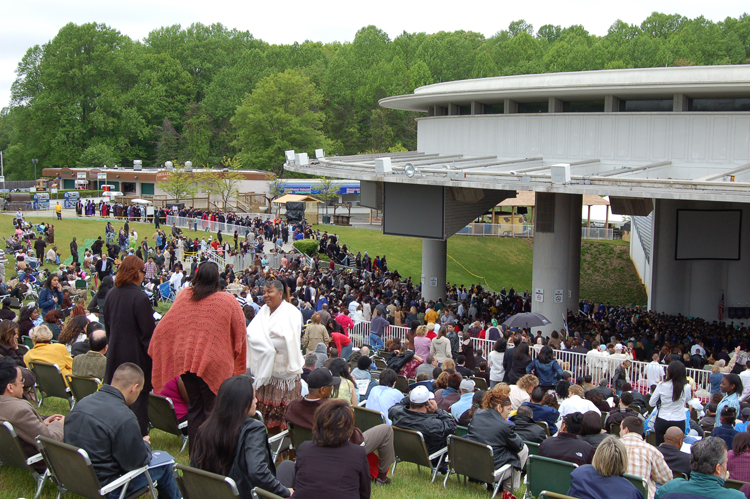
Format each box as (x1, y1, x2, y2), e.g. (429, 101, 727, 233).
(409, 385, 435, 404)
(615, 343, 624, 351)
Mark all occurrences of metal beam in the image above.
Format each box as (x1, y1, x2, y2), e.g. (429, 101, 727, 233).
(512, 158, 600, 174)
(596, 161, 671, 178)
(454, 157, 544, 170)
(696, 163, 750, 182)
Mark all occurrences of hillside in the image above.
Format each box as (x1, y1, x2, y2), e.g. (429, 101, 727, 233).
(315, 225, 647, 306)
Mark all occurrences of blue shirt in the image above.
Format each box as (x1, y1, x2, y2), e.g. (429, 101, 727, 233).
(366, 386, 404, 425)
(716, 392, 740, 420)
(569, 465, 644, 499)
(522, 402, 559, 435)
(451, 392, 474, 421)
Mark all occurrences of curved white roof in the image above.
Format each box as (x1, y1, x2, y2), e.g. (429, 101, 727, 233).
(380, 65, 750, 112)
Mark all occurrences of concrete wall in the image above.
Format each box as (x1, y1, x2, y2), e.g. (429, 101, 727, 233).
(629, 219, 653, 301)
(416, 113, 750, 170)
(650, 199, 750, 321)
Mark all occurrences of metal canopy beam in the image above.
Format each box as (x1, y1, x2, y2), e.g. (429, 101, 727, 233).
(696, 163, 750, 182)
(597, 161, 672, 178)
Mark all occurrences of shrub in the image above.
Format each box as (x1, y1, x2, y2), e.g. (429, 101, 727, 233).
(293, 239, 319, 256)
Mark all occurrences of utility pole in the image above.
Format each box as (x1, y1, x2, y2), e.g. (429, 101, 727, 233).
(31, 158, 38, 184)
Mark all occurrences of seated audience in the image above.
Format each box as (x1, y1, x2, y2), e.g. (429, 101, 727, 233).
(389, 384, 457, 459)
(655, 437, 745, 499)
(434, 372, 462, 411)
(301, 352, 316, 382)
(656, 426, 692, 478)
(728, 432, 750, 483)
(415, 355, 438, 378)
(192, 375, 293, 498)
(711, 406, 740, 449)
(619, 416, 672, 499)
(0, 320, 25, 366)
(605, 392, 641, 429)
(700, 403, 718, 433)
(64, 363, 181, 499)
(23, 324, 73, 379)
(457, 390, 485, 426)
(466, 390, 528, 493)
(286, 368, 395, 485)
(621, 383, 649, 413)
(579, 411, 608, 449)
(292, 399, 370, 499)
(568, 435, 645, 499)
(509, 405, 547, 443)
(585, 390, 611, 414)
(509, 374, 539, 410)
(351, 355, 374, 401)
(365, 369, 404, 425)
(559, 384, 601, 418)
(522, 386, 560, 435)
(329, 358, 358, 406)
(539, 412, 595, 466)
(450, 378, 475, 421)
(0, 357, 64, 471)
(0, 297, 16, 321)
(72, 328, 108, 380)
(155, 376, 189, 425)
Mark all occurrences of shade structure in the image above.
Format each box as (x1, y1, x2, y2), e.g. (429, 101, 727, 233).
(502, 312, 551, 329)
(130, 198, 152, 205)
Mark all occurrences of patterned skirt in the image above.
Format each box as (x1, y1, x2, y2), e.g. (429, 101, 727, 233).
(255, 376, 302, 429)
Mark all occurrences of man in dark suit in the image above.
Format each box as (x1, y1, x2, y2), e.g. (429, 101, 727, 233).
(70, 237, 78, 263)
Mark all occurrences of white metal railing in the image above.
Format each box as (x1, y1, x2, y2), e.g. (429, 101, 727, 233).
(349, 319, 711, 401)
(166, 214, 275, 239)
(454, 223, 614, 240)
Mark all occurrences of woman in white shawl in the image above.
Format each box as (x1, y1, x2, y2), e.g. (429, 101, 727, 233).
(247, 279, 304, 429)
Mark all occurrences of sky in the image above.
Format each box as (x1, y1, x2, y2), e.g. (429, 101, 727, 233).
(1, 0, 748, 108)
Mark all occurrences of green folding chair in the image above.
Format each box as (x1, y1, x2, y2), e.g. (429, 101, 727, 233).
(353, 405, 386, 432)
(391, 426, 447, 483)
(36, 435, 156, 499)
(22, 335, 34, 349)
(526, 454, 578, 498)
(287, 421, 313, 451)
(725, 478, 750, 490)
(471, 376, 488, 391)
(609, 422, 621, 437)
(623, 473, 647, 497)
(540, 492, 581, 499)
(252, 487, 286, 499)
(455, 425, 469, 437)
(173, 463, 239, 499)
(443, 435, 513, 499)
(395, 375, 409, 393)
(373, 358, 388, 370)
(65, 375, 100, 403)
(148, 393, 188, 452)
(27, 360, 74, 409)
(524, 440, 540, 456)
(536, 420, 551, 437)
(0, 422, 49, 499)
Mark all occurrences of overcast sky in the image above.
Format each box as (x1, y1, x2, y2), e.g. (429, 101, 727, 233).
(1, 0, 748, 108)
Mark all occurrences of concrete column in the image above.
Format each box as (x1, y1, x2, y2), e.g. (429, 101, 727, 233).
(549, 97, 564, 113)
(531, 193, 582, 334)
(673, 94, 689, 112)
(421, 238, 447, 303)
(604, 96, 620, 113)
(471, 101, 484, 115)
(448, 103, 459, 116)
(504, 99, 518, 114)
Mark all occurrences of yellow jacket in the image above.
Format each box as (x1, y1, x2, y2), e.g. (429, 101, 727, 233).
(24, 343, 74, 382)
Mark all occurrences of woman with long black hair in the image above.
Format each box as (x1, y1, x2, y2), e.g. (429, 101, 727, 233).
(508, 342, 532, 384)
(649, 360, 691, 445)
(192, 375, 293, 498)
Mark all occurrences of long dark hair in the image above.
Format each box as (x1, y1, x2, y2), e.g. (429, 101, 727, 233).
(724, 373, 743, 397)
(191, 261, 221, 301)
(666, 361, 688, 402)
(514, 342, 530, 360)
(43, 273, 58, 290)
(96, 276, 114, 300)
(494, 338, 507, 353)
(58, 316, 89, 346)
(537, 345, 554, 363)
(192, 375, 255, 476)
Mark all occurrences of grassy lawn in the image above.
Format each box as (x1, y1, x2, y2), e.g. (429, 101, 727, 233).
(0, 395, 520, 499)
(315, 225, 647, 306)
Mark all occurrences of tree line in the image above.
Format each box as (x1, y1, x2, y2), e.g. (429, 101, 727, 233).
(0, 12, 748, 179)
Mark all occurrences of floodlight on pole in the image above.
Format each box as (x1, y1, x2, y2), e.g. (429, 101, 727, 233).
(285, 150, 296, 165)
(404, 163, 417, 178)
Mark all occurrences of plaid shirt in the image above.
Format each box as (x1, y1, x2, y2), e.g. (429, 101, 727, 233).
(144, 261, 157, 280)
(621, 433, 673, 499)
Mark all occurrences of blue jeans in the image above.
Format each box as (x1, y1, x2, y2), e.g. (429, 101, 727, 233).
(340, 343, 353, 361)
(108, 459, 181, 499)
(369, 333, 384, 351)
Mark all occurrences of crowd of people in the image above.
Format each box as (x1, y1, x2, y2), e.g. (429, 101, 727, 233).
(3, 210, 750, 499)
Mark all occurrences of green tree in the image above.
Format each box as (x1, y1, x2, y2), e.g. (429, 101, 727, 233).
(157, 165, 198, 203)
(264, 173, 286, 213)
(76, 144, 119, 169)
(232, 69, 329, 175)
(315, 177, 338, 214)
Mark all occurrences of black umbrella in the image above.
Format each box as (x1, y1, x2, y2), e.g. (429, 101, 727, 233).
(502, 312, 551, 329)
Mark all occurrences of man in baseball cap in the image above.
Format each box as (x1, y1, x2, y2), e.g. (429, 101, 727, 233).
(389, 384, 456, 460)
(450, 379, 476, 421)
(284, 368, 396, 485)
